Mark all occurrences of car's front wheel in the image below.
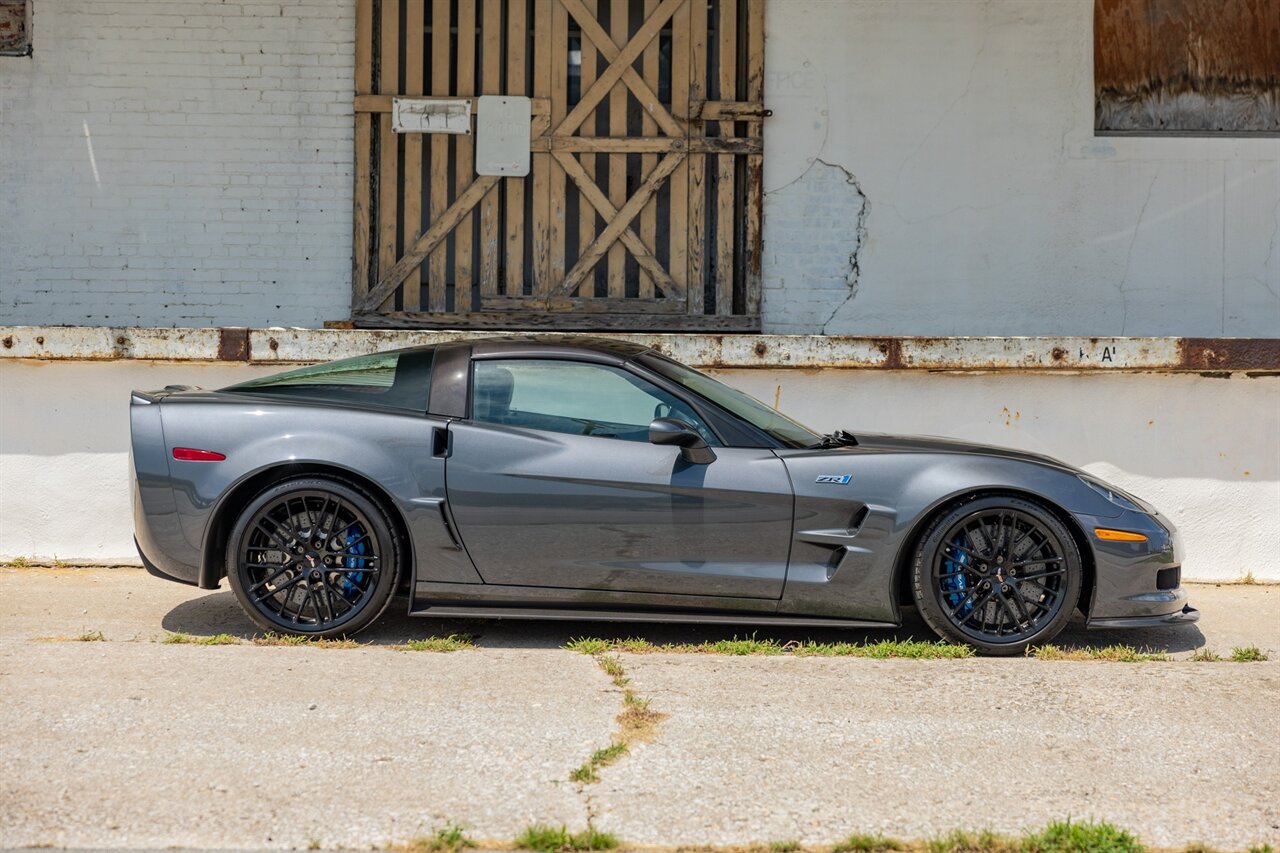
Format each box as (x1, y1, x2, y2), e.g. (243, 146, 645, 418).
(226, 477, 401, 638)
(911, 495, 1082, 656)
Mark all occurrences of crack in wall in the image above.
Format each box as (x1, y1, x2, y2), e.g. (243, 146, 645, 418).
(1117, 168, 1159, 336)
(817, 159, 871, 334)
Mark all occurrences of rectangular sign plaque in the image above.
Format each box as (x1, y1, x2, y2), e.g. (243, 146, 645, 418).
(475, 96, 531, 177)
(392, 98, 472, 134)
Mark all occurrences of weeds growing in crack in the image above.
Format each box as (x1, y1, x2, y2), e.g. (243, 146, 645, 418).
(567, 650, 666, 785)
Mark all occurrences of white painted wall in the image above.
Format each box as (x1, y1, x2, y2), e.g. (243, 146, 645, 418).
(1, 360, 1275, 581)
(0, 0, 353, 327)
(761, 0, 1280, 336)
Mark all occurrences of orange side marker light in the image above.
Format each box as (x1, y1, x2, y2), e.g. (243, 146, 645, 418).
(1094, 528, 1148, 542)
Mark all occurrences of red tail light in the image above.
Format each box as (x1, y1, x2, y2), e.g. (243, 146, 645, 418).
(172, 447, 226, 462)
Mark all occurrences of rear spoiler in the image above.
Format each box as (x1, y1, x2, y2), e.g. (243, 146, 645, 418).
(131, 385, 202, 405)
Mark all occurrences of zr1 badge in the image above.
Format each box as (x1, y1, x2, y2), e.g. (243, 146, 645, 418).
(815, 474, 852, 484)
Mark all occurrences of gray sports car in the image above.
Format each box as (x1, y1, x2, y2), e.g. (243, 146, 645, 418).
(131, 336, 1198, 654)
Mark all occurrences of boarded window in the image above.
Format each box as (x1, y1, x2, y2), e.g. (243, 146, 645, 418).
(1095, 0, 1280, 134)
(0, 1, 30, 56)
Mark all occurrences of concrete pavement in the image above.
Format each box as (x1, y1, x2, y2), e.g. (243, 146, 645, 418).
(1, 567, 1277, 850)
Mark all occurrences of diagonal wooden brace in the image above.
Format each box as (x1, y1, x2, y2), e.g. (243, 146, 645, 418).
(359, 174, 501, 312)
(555, 150, 686, 297)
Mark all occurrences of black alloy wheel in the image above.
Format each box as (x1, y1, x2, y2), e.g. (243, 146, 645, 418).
(911, 495, 1082, 655)
(226, 477, 401, 638)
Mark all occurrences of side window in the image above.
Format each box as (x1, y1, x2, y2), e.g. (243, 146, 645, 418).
(471, 359, 719, 445)
(225, 348, 435, 413)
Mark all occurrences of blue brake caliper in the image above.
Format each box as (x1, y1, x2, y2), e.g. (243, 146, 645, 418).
(336, 525, 366, 602)
(941, 534, 972, 617)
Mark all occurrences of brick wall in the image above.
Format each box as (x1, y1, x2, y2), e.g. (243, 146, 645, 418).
(0, 0, 353, 327)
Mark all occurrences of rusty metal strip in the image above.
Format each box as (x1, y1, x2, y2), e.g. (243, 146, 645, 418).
(2, 328, 1277, 372)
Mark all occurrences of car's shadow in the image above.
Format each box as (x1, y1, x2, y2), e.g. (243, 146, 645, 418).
(162, 590, 1207, 654)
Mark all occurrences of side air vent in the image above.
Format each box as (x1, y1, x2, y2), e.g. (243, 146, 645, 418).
(847, 505, 869, 535)
(1156, 567, 1180, 590)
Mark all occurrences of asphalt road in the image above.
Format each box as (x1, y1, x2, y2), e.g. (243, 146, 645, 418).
(1, 567, 1277, 851)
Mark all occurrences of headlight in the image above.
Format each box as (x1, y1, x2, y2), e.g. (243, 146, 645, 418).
(1079, 475, 1147, 513)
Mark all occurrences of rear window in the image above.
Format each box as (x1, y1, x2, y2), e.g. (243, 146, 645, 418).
(224, 348, 434, 413)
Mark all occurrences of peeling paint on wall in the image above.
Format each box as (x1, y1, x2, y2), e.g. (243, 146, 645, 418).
(761, 159, 869, 335)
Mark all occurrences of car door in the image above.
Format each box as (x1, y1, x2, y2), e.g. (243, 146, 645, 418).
(444, 357, 794, 600)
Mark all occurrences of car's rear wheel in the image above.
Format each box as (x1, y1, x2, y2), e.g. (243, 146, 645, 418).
(911, 495, 1082, 656)
(226, 477, 401, 638)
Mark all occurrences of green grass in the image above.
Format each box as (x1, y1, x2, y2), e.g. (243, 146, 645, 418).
(5, 556, 31, 568)
(251, 632, 360, 648)
(1230, 645, 1269, 662)
(561, 635, 973, 659)
(1189, 647, 1223, 662)
(834, 833, 905, 852)
(1028, 644, 1169, 662)
(768, 841, 802, 853)
(397, 634, 475, 653)
(397, 823, 476, 853)
(565, 637, 611, 655)
(792, 639, 973, 659)
(513, 824, 619, 852)
(162, 632, 241, 646)
(1248, 844, 1275, 853)
(1021, 820, 1142, 853)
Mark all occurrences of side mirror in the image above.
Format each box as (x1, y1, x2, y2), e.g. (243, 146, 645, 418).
(648, 417, 717, 464)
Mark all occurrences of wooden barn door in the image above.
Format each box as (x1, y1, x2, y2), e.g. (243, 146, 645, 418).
(351, 0, 765, 331)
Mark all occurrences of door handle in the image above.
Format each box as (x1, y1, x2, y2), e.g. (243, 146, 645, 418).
(432, 426, 451, 459)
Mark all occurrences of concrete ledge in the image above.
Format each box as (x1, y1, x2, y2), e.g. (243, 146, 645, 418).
(1, 326, 1278, 372)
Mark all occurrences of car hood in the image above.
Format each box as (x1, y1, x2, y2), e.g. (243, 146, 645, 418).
(826, 432, 1081, 473)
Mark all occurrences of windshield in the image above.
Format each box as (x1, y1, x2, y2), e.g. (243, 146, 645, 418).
(640, 354, 822, 448)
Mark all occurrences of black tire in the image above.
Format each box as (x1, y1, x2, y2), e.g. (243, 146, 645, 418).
(911, 494, 1082, 656)
(226, 476, 402, 638)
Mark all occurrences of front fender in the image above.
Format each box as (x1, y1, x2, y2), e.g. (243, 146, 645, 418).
(776, 447, 1117, 622)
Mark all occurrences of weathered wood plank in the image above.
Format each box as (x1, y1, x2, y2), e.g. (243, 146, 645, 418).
(639, 0, 659, 299)
(555, 150, 681, 296)
(672, 0, 694, 314)
(715, 0, 737, 315)
(428, 0, 452, 311)
(376, 0, 400, 310)
(530, 0, 553, 295)
(744, 0, 764, 317)
(530, 136, 760, 153)
(401, 0, 426, 312)
(454, 0, 478, 309)
(360, 175, 502, 311)
(480, 295, 684, 313)
(549, 0, 569, 292)
(478, 0, 503, 298)
(352, 310, 762, 331)
(352, 0, 374, 308)
(577, 0, 599, 298)
(506, 0, 529, 296)
(557, 151, 685, 296)
(606, 0, 628, 298)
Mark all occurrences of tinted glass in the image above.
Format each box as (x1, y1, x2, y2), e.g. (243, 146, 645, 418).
(639, 353, 822, 448)
(225, 349, 434, 412)
(471, 359, 719, 445)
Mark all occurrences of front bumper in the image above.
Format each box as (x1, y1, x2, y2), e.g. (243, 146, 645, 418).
(1088, 603, 1200, 630)
(1075, 508, 1196, 626)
